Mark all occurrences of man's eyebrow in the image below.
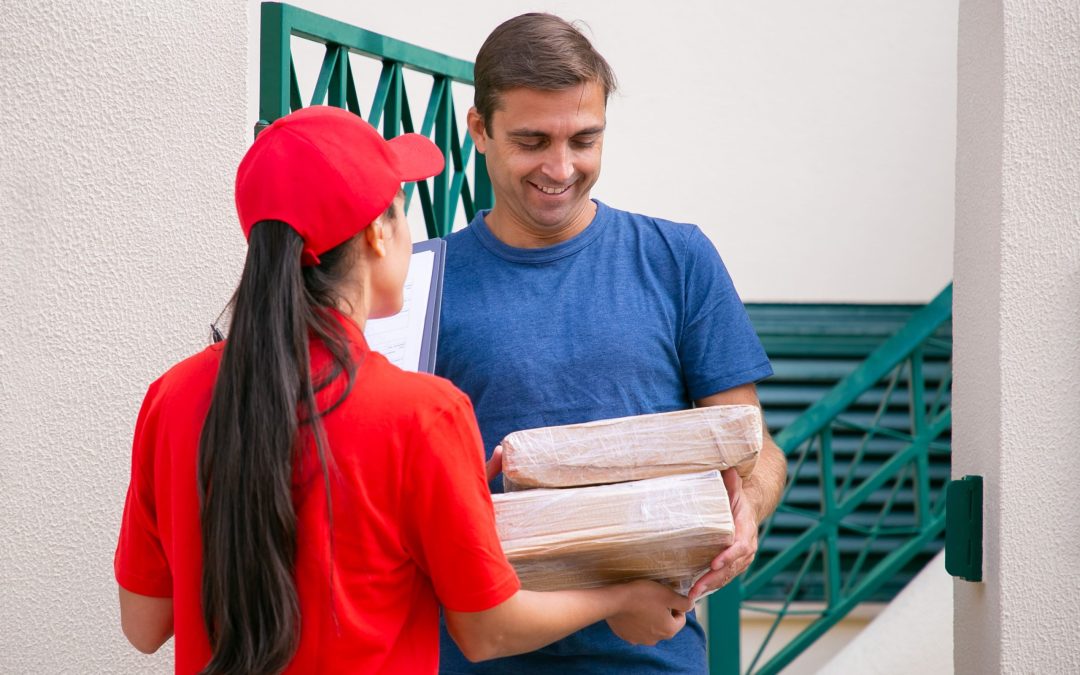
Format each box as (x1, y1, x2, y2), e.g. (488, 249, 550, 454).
(506, 126, 606, 138)
(506, 130, 548, 138)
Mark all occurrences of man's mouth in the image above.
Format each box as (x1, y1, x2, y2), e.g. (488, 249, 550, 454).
(530, 181, 572, 195)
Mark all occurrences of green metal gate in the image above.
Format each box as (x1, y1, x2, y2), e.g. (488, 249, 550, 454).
(717, 287, 953, 673)
(258, 2, 488, 238)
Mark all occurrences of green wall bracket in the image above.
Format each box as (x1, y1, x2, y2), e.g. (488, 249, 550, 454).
(945, 475, 983, 582)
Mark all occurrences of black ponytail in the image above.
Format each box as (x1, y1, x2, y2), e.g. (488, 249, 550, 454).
(196, 220, 358, 675)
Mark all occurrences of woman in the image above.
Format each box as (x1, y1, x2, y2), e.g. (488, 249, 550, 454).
(114, 106, 691, 674)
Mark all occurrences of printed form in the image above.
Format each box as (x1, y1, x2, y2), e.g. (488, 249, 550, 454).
(364, 249, 436, 372)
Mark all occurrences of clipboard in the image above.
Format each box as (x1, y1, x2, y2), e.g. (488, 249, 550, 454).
(363, 238, 447, 373)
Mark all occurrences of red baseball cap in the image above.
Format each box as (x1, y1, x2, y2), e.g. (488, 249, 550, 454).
(235, 106, 445, 265)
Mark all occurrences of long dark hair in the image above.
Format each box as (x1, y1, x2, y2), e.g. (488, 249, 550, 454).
(195, 220, 359, 675)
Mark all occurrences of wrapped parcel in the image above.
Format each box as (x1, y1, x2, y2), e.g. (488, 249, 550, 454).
(501, 405, 762, 492)
(492, 470, 732, 593)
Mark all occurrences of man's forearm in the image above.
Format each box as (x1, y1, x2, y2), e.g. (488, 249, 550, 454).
(694, 384, 788, 523)
(743, 432, 787, 523)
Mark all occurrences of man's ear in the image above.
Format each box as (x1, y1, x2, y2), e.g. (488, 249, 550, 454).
(365, 221, 387, 258)
(467, 107, 488, 154)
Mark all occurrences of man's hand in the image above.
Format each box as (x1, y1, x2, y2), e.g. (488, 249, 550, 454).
(486, 445, 503, 483)
(688, 468, 758, 602)
(689, 384, 787, 602)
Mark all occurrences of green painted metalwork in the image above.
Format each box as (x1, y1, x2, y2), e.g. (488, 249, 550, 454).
(945, 475, 983, 582)
(258, 2, 488, 237)
(713, 285, 953, 674)
(707, 580, 742, 673)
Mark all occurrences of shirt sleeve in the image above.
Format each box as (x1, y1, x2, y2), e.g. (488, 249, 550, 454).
(400, 388, 520, 612)
(114, 379, 173, 598)
(679, 226, 773, 400)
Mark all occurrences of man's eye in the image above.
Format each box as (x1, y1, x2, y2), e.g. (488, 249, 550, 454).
(516, 141, 544, 150)
(572, 139, 597, 149)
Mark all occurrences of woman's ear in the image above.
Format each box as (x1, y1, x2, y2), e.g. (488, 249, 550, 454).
(365, 221, 387, 258)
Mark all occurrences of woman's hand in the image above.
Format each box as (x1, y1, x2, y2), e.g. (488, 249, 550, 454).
(446, 578, 693, 661)
(606, 580, 693, 646)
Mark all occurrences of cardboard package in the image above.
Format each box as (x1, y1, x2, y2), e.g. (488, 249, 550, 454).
(492, 470, 733, 594)
(501, 405, 762, 492)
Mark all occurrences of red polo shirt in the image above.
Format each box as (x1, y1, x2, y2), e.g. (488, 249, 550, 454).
(115, 313, 519, 674)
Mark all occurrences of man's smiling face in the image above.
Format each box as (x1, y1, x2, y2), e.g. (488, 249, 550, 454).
(469, 81, 606, 247)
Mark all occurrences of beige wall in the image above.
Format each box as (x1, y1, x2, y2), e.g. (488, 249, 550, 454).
(0, 1, 249, 672)
(954, 0, 1080, 672)
(822, 551, 953, 674)
(741, 604, 882, 673)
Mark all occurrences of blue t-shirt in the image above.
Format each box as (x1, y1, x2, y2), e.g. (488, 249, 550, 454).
(434, 200, 772, 674)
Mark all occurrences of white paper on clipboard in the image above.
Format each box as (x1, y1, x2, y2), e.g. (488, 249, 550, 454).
(363, 238, 446, 373)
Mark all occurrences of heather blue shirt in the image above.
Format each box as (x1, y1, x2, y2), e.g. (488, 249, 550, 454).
(434, 200, 772, 674)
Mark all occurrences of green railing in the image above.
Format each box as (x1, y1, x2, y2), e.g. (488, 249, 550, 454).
(258, 2, 489, 238)
(709, 284, 953, 674)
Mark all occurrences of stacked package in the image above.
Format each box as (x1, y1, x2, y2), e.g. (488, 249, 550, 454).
(501, 405, 762, 491)
(492, 405, 762, 594)
(493, 470, 732, 593)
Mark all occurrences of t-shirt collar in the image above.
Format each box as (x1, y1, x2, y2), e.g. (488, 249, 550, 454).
(467, 200, 610, 264)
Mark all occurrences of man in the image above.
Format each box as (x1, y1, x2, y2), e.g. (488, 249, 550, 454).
(434, 13, 787, 674)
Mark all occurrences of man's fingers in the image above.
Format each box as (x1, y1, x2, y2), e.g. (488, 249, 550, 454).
(712, 543, 749, 571)
(721, 467, 743, 505)
(697, 539, 758, 599)
(718, 556, 754, 584)
(689, 558, 756, 602)
(688, 569, 723, 602)
(485, 445, 503, 482)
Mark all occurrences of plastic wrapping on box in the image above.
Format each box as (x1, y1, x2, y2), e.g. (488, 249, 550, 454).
(492, 470, 732, 594)
(501, 405, 762, 492)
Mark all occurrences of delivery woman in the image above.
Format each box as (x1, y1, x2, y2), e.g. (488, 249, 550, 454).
(114, 106, 691, 674)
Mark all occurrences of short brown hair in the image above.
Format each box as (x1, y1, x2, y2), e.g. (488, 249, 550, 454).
(473, 13, 618, 131)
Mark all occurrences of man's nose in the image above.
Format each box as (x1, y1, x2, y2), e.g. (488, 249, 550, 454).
(541, 144, 574, 184)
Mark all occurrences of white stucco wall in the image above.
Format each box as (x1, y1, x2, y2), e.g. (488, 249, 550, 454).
(820, 551, 953, 674)
(272, 0, 958, 303)
(954, 0, 1080, 673)
(0, 2, 249, 672)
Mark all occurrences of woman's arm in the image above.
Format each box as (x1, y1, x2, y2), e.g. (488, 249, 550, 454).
(118, 587, 173, 653)
(444, 580, 692, 662)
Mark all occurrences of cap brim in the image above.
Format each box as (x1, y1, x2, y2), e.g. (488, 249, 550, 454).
(388, 133, 446, 182)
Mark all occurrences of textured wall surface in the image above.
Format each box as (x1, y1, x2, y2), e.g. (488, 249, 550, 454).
(820, 552, 952, 674)
(0, 1, 248, 672)
(954, 0, 1080, 673)
(275, 0, 958, 302)
(953, 0, 1005, 669)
